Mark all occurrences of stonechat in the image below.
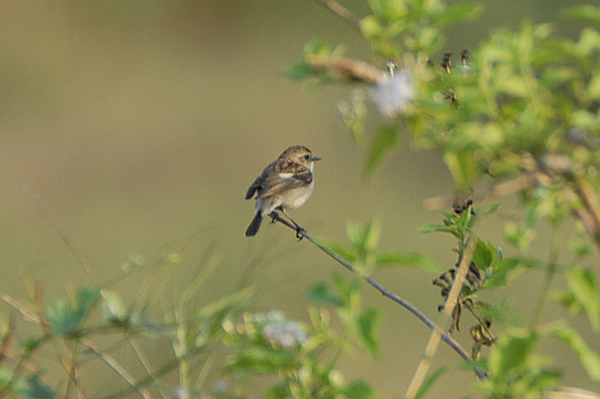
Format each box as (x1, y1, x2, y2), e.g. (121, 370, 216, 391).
(245, 145, 321, 236)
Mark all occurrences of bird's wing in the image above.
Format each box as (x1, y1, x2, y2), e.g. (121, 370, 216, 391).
(245, 161, 276, 199)
(256, 161, 312, 199)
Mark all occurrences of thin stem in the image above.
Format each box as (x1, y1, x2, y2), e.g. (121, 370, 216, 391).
(574, 177, 600, 251)
(529, 224, 561, 330)
(60, 339, 89, 399)
(406, 236, 477, 399)
(99, 346, 211, 399)
(312, 0, 362, 32)
(129, 338, 166, 399)
(81, 339, 152, 399)
(270, 214, 487, 380)
(31, 191, 97, 285)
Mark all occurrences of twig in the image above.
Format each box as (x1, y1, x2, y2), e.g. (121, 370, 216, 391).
(2, 294, 43, 325)
(405, 236, 477, 398)
(529, 224, 560, 330)
(30, 191, 97, 285)
(307, 56, 386, 84)
(312, 0, 362, 32)
(538, 154, 600, 252)
(81, 339, 152, 399)
(99, 346, 210, 399)
(270, 214, 487, 380)
(129, 338, 167, 399)
(574, 177, 600, 248)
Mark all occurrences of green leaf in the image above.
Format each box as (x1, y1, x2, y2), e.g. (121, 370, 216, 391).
(570, 109, 599, 130)
(231, 347, 297, 373)
(46, 287, 101, 336)
(375, 251, 438, 271)
(285, 62, 317, 81)
(306, 283, 344, 307)
(332, 272, 360, 305)
(418, 223, 446, 233)
(549, 325, 600, 381)
(489, 328, 537, 375)
(587, 72, 600, 100)
(20, 338, 40, 355)
(576, 28, 600, 56)
(367, 0, 406, 21)
(77, 286, 102, 314)
(483, 258, 537, 288)
(357, 307, 380, 358)
(303, 39, 331, 57)
(345, 380, 379, 399)
(264, 383, 288, 399)
(101, 290, 127, 323)
(562, 5, 600, 25)
(47, 298, 83, 336)
(345, 219, 381, 257)
(14, 374, 54, 398)
(504, 222, 536, 250)
(346, 221, 362, 249)
(482, 201, 501, 216)
(434, 3, 482, 28)
(564, 268, 600, 331)
(365, 125, 399, 178)
(313, 237, 358, 264)
(472, 239, 497, 271)
(360, 15, 383, 38)
(196, 286, 255, 320)
(443, 150, 479, 191)
(541, 66, 581, 88)
(362, 218, 381, 254)
(413, 366, 448, 399)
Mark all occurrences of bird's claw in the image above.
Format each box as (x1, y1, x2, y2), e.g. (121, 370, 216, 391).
(269, 211, 280, 223)
(295, 227, 306, 240)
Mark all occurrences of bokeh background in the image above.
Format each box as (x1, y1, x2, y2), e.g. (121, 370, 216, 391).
(1, 0, 598, 397)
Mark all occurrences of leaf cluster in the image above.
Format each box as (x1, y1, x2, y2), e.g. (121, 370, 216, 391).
(286, 1, 600, 397)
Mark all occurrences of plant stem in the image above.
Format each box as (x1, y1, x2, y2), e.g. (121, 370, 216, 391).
(312, 0, 362, 31)
(529, 224, 561, 330)
(405, 235, 477, 399)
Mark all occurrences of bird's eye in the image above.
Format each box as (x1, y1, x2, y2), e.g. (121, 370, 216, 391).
(304, 154, 310, 160)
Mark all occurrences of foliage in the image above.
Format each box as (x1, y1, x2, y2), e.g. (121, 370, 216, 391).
(0, 238, 393, 399)
(286, 0, 600, 397)
(0, 246, 255, 398)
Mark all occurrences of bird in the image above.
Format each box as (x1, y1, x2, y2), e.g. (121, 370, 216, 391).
(245, 145, 321, 237)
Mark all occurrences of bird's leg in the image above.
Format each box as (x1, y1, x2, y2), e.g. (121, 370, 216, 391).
(280, 209, 306, 240)
(268, 210, 281, 223)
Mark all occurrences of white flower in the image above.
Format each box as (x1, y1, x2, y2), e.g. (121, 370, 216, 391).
(369, 69, 414, 116)
(263, 320, 308, 349)
(170, 387, 190, 399)
(213, 379, 229, 393)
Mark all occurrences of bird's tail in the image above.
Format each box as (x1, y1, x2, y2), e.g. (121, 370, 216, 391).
(245, 211, 263, 236)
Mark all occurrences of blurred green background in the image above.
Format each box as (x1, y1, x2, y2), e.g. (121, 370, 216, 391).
(0, 0, 598, 396)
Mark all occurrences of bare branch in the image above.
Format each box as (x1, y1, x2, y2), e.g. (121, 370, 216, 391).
(312, 0, 362, 31)
(82, 339, 152, 399)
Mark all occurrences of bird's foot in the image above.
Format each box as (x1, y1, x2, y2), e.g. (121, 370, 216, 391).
(268, 211, 280, 223)
(295, 226, 306, 240)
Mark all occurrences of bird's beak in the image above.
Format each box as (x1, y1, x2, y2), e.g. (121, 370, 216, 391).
(313, 155, 322, 161)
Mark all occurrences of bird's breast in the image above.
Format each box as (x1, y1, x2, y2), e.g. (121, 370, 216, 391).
(280, 182, 314, 210)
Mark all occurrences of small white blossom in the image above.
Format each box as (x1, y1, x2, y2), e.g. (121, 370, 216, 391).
(263, 319, 308, 349)
(170, 387, 190, 399)
(460, 63, 471, 74)
(369, 69, 414, 116)
(213, 379, 229, 393)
